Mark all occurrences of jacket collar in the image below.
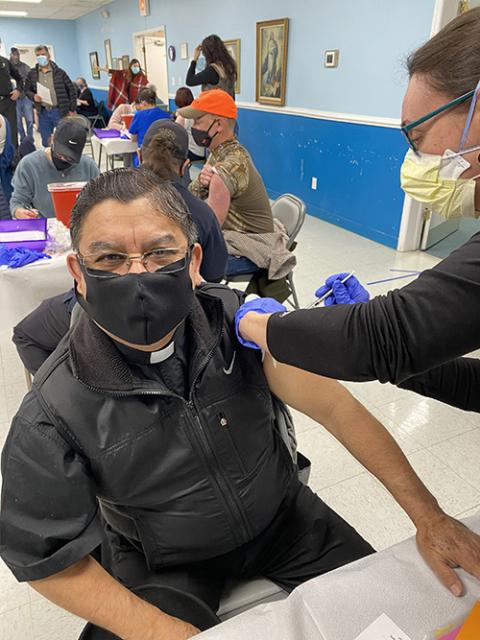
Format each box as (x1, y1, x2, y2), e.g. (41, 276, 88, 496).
(68, 290, 224, 394)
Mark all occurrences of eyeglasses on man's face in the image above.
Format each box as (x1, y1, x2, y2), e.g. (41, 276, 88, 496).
(77, 246, 191, 278)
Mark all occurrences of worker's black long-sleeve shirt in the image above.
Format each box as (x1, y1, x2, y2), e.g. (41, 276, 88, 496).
(267, 231, 480, 412)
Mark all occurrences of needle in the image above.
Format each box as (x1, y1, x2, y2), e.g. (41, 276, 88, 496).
(307, 271, 355, 309)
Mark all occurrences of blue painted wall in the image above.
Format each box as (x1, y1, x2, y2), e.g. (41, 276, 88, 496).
(237, 109, 407, 247)
(0, 18, 79, 79)
(75, 0, 435, 118)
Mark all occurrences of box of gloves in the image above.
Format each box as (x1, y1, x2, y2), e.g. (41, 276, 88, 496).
(0, 218, 48, 252)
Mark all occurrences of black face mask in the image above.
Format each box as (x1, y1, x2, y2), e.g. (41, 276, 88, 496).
(191, 119, 218, 148)
(76, 256, 195, 346)
(52, 153, 75, 172)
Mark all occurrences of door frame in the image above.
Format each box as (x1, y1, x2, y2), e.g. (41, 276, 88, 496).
(396, 0, 463, 251)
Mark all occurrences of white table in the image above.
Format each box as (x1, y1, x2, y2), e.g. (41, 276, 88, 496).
(0, 254, 72, 332)
(199, 514, 480, 640)
(91, 135, 138, 170)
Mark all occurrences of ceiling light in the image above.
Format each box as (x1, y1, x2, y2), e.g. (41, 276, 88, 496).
(1, 0, 42, 3)
(0, 10, 28, 16)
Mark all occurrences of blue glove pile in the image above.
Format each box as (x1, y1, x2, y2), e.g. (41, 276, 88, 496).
(234, 296, 286, 349)
(315, 272, 370, 306)
(0, 247, 50, 269)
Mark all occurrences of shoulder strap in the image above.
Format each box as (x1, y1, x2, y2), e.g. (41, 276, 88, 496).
(198, 282, 244, 326)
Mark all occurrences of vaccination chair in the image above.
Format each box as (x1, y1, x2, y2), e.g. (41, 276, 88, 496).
(224, 193, 306, 309)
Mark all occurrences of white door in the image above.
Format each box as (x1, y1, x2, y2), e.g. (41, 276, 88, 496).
(133, 29, 169, 105)
(13, 44, 56, 69)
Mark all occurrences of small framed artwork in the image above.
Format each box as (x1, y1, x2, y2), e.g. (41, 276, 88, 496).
(104, 39, 113, 70)
(121, 54, 130, 70)
(224, 38, 241, 94)
(180, 43, 188, 60)
(256, 18, 289, 106)
(139, 0, 150, 17)
(89, 51, 100, 79)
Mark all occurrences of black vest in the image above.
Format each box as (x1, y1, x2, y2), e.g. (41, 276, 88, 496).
(34, 288, 295, 569)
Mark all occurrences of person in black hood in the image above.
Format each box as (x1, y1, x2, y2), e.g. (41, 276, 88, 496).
(2, 168, 479, 639)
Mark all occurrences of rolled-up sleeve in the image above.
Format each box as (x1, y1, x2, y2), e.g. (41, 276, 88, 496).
(0, 396, 103, 582)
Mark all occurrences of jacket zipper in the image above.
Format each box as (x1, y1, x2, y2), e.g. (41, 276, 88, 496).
(79, 321, 253, 544)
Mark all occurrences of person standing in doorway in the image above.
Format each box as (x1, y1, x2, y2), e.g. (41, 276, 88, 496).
(0, 51, 22, 149)
(186, 35, 237, 99)
(9, 48, 33, 144)
(24, 46, 76, 148)
(98, 59, 148, 111)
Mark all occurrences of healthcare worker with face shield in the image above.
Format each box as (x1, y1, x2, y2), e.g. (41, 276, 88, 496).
(235, 8, 480, 414)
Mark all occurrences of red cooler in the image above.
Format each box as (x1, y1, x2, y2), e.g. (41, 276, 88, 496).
(47, 182, 87, 228)
(122, 113, 134, 128)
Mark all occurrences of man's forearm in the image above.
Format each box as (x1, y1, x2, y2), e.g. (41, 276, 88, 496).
(30, 555, 172, 640)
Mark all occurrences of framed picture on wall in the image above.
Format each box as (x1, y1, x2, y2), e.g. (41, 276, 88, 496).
(104, 39, 113, 70)
(89, 51, 100, 79)
(180, 43, 188, 60)
(224, 39, 240, 94)
(256, 18, 289, 106)
(121, 55, 130, 70)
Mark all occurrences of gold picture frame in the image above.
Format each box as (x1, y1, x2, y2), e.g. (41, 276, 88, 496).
(256, 18, 289, 106)
(224, 38, 241, 95)
(104, 39, 113, 70)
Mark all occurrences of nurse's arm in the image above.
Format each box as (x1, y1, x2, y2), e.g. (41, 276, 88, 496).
(264, 354, 480, 596)
(29, 555, 200, 640)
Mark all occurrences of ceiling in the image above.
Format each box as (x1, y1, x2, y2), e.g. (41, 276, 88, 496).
(0, 0, 112, 20)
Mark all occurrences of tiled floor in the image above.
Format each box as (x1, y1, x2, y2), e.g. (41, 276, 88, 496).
(1, 193, 480, 637)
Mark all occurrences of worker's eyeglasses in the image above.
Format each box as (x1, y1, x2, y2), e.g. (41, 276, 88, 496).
(401, 89, 475, 154)
(77, 247, 191, 278)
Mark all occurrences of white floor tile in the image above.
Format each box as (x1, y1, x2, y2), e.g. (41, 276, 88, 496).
(318, 474, 415, 551)
(0, 604, 32, 640)
(29, 599, 86, 640)
(429, 429, 480, 492)
(380, 396, 477, 447)
(0, 562, 30, 615)
(297, 426, 364, 492)
(406, 449, 480, 516)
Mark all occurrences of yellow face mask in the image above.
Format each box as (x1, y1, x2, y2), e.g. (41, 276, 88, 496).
(400, 148, 480, 219)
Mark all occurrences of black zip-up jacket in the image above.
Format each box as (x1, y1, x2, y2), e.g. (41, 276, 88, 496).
(24, 61, 76, 117)
(0, 289, 295, 581)
(267, 231, 480, 412)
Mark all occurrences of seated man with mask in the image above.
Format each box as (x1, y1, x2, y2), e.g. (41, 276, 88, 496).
(10, 117, 99, 219)
(2, 168, 479, 639)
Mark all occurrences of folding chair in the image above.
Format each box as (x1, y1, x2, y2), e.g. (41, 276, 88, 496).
(225, 193, 306, 309)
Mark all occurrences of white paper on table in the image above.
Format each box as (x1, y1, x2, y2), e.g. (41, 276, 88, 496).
(354, 613, 413, 640)
(36, 83, 53, 106)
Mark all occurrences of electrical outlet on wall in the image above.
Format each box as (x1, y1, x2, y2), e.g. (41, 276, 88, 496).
(311, 177, 318, 190)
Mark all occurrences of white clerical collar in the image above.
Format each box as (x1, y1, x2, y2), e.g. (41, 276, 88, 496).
(149, 341, 175, 364)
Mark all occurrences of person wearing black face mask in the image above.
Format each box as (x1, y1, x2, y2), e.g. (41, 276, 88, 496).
(3, 167, 478, 638)
(11, 117, 99, 219)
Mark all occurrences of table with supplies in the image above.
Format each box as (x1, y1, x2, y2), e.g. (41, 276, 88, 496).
(0, 254, 72, 332)
(198, 514, 480, 640)
(91, 134, 138, 170)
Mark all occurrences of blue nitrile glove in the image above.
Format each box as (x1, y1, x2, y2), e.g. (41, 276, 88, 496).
(234, 296, 287, 349)
(0, 247, 50, 269)
(315, 272, 370, 306)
